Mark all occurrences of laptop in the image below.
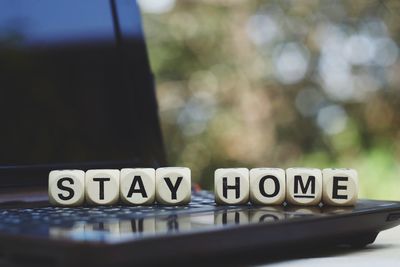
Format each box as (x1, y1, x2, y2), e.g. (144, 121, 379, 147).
(0, 1, 399, 266)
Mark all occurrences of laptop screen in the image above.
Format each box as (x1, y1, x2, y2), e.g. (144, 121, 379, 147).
(0, 0, 165, 170)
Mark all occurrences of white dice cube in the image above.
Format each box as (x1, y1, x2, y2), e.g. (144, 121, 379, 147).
(155, 167, 191, 205)
(286, 168, 322, 206)
(48, 170, 85, 206)
(85, 169, 120, 205)
(120, 168, 155, 205)
(214, 168, 249, 205)
(322, 168, 358, 206)
(249, 168, 286, 205)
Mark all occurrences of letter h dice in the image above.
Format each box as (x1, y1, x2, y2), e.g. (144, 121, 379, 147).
(215, 168, 249, 205)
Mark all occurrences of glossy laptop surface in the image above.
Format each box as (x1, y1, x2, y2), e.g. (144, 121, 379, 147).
(0, 191, 400, 266)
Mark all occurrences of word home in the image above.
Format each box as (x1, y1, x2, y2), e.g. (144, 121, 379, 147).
(215, 168, 358, 206)
(49, 167, 191, 206)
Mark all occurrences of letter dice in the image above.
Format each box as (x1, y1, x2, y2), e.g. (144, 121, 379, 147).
(286, 168, 322, 206)
(120, 168, 156, 205)
(49, 170, 85, 206)
(250, 168, 286, 205)
(85, 169, 120, 205)
(322, 168, 358, 206)
(156, 167, 191, 205)
(215, 168, 249, 205)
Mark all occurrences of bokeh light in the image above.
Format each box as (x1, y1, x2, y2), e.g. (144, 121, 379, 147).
(141, 0, 400, 200)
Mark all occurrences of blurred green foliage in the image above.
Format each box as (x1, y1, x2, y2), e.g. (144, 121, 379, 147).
(140, 0, 400, 200)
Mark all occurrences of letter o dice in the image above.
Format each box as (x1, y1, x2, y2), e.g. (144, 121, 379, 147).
(250, 168, 285, 205)
(156, 167, 191, 205)
(322, 168, 358, 206)
(49, 170, 85, 206)
(215, 168, 249, 205)
(286, 168, 322, 206)
(85, 169, 120, 205)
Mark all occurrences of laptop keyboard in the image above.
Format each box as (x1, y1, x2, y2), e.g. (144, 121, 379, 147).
(0, 191, 366, 242)
(0, 191, 220, 226)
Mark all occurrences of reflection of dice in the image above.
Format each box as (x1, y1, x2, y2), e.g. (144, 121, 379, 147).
(322, 168, 358, 206)
(249, 168, 286, 205)
(286, 168, 322, 206)
(214, 168, 249, 205)
(119, 218, 156, 236)
(155, 215, 192, 233)
(85, 169, 120, 205)
(156, 167, 191, 205)
(48, 170, 85, 206)
(214, 210, 249, 225)
(120, 168, 155, 205)
(249, 206, 286, 223)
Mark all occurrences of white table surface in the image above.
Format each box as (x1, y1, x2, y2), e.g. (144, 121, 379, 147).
(258, 225, 400, 267)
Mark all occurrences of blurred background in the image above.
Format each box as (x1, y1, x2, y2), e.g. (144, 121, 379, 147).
(138, 0, 400, 200)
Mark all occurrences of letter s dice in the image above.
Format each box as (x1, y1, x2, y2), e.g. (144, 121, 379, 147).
(48, 170, 85, 206)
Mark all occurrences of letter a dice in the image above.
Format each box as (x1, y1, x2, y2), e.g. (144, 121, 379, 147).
(215, 168, 249, 205)
(286, 168, 322, 206)
(120, 168, 155, 205)
(49, 170, 85, 206)
(85, 169, 120, 205)
(156, 167, 191, 205)
(322, 168, 358, 206)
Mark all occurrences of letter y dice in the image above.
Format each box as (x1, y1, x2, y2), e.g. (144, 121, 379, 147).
(155, 167, 191, 205)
